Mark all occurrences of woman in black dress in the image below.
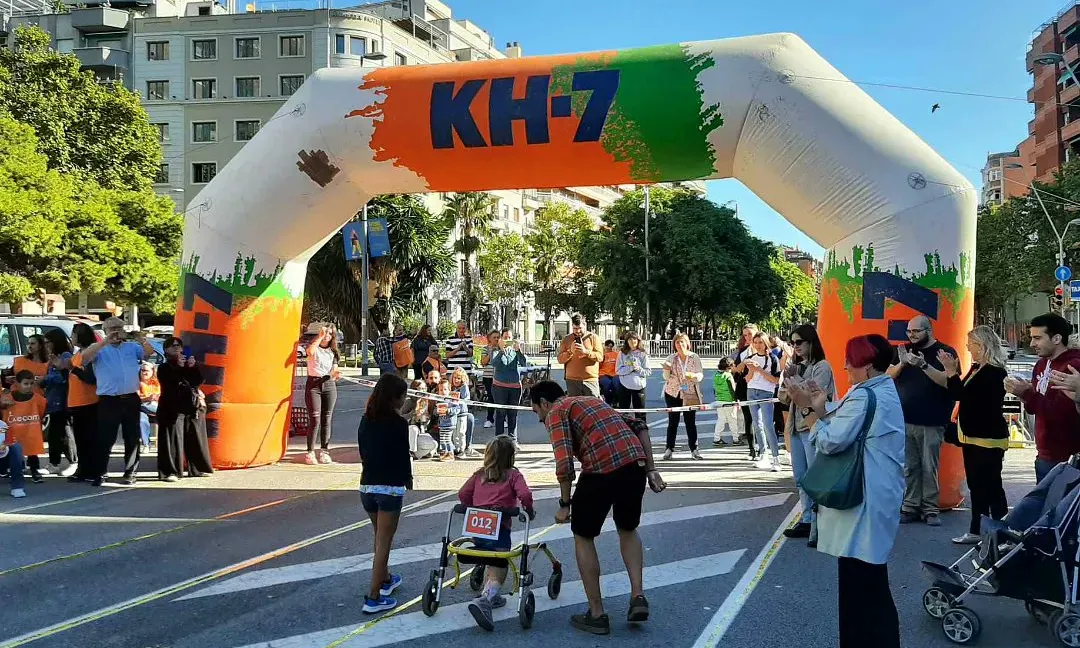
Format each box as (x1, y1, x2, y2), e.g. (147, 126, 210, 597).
(157, 336, 213, 481)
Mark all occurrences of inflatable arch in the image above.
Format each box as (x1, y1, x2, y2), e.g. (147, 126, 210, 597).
(176, 33, 975, 501)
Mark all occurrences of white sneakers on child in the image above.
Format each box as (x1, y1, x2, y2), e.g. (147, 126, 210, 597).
(11, 488, 25, 498)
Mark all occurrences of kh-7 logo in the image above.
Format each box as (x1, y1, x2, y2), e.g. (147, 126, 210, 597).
(430, 69, 620, 149)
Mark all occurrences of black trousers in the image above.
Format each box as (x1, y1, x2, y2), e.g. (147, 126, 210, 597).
(618, 385, 646, 422)
(735, 380, 755, 455)
(46, 410, 77, 466)
(838, 557, 900, 648)
(305, 376, 337, 451)
(69, 404, 98, 479)
(482, 377, 495, 423)
(158, 413, 214, 479)
(96, 394, 142, 478)
(664, 392, 698, 451)
(962, 444, 1008, 535)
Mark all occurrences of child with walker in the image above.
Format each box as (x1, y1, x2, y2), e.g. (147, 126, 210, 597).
(712, 357, 742, 445)
(458, 436, 535, 631)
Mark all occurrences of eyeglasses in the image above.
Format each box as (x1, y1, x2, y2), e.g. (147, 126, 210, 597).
(790, 338, 807, 345)
(906, 328, 927, 334)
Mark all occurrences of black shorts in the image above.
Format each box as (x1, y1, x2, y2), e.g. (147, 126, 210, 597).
(570, 461, 647, 539)
(360, 492, 403, 514)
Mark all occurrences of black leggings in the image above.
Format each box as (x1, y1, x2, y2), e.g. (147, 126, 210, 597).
(838, 557, 899, 648)
(735, 379, 755, 455)
(664, 392, 697, 451)
(618, 385, 646, 422)
(46, 410, 76, 465)
(305, 376, 338, 451)
(482, 377, 495, 423)
(962, 444, 1008, 535)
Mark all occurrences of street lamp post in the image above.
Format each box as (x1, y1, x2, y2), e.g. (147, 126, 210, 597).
(643, 186, 650, 337)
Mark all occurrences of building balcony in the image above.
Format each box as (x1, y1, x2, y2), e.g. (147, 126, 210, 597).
(1064, 117, 1080, 144)
(1064, 82, 1080, 105)
(74, 46, 129, 71)
(70, 6, 130, 33)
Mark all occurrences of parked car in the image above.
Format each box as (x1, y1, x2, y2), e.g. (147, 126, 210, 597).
(1001, 341, 1017, 360)
(0, 315, 100, 370)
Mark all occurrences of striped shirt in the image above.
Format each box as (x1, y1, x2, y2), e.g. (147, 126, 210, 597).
(444, 336, 474, 372)
(546, 396, 647, 482)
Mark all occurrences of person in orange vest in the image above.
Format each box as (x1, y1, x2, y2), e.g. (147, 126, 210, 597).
(598, 340, 620, 406)
(2, 370, 47, 483)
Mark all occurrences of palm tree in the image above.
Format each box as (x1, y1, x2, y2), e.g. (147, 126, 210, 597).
(442, 192, 495, 327)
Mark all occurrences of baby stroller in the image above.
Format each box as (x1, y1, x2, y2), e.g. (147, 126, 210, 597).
(421, 504, 563, 629)
(921, 457, 1080, 645)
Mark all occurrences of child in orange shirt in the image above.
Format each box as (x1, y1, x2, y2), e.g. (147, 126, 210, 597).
(598, 339, 620, 406)
(3, 370, 48, 483)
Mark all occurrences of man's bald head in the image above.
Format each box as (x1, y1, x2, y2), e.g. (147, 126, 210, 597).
(908, 316, 931, 332)
(906, 315, 933, 346)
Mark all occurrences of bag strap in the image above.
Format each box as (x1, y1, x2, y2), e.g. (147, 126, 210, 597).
(854, 384, 878, 446)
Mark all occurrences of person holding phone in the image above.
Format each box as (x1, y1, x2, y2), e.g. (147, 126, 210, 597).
(490, 327, 528, 445)
(736, 331, 782, 472)
(305, 325, 341, 465)
(156, 337, 212, 481)
(557, 314, 604, 397)
(661, 333, 705, 461)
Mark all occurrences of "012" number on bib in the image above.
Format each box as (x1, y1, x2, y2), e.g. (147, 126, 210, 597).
(462, 507, 502, 541)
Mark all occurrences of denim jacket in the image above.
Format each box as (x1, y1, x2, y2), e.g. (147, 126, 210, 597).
(490, 347, 527, 386)
(41, 352, 71, 414)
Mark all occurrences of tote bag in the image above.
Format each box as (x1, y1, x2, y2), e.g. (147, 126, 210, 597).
(798, 385, 877, 511)
(673, 355, 703, 406)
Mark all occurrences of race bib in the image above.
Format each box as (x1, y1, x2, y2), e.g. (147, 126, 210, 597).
(461, 507, 502, 541)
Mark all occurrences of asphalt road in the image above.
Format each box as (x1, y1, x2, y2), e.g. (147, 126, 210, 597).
(0, 370, 1053, 648)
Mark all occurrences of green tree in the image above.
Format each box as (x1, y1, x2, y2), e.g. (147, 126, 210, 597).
(0, 26, 162, 191)
(525, 201, 595, 339)
(443, 192, 495, 327)
(478, 231, 532, 329)
(760, 252, 819, 332)
(0, 116, 180, 311)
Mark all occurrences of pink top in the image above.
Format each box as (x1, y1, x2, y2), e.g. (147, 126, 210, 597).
(458, 468, 534, 520)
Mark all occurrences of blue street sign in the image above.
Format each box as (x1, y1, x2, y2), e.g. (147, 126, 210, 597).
(1057, 265, 1073, 282)
(1072, 280, 1080, 298)
(367, 218, 391, 258)
(342, 222, 363, 261)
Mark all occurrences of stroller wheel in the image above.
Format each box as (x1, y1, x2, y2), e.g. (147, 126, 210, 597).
(421, 572, 440, 617)
(519, 588, 536, 629)
(942, 607, 982, 644)
(923, 588, 955, 619)
(1051, 612, 1080, 647)
(547, 570, 562, 600)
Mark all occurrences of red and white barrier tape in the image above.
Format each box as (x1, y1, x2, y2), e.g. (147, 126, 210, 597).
(340, 376, 779, 413)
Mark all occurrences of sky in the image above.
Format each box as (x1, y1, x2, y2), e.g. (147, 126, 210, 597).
(428, 0, 1065, 256)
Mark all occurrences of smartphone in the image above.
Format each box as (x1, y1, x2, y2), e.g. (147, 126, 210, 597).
(183, 345, 193, 358)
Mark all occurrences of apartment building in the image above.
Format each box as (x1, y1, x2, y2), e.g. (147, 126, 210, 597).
(1026, 1, 1080, 183)
(980, 142, 1035, 207)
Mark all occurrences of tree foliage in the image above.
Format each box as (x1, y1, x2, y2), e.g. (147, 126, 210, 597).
(584, 188, 785, 335)
(0, 26, 162, 191)
(0, 116, 181, 311)
(525, 202, 595, 338)
(442, 192, 495, 328)
(760, 252, 819, 333)
(478, 231, 532, 327)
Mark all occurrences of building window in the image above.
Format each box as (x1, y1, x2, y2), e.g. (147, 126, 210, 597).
(192, 121, 217, 143)
(191, 39, 217, 60)
(146, 80, 169, 100)
(197, 5, 210, 15)
(155, 164, 169, 184)
(235, 120, 260, 141)
(235, 37, 260, 59)
(192, 162, 217, 184)
(460, 259, 468, 276)
(513, 207, 520, 223)
(335, 34, 346, 55)
(502, 205, 509, 220)
(56, 39, 73, 53)
(279, 35, 304, 57)
(147, 41, 169, 61)
(153, 123, 169, 141)
(395, 51, 407, 65)
(280, 74, 304, 96)
(350, 36, 366, 56)
(988, 168, 1002, 181)
(235, 76, 260, 98)
(192, 78, 217, 99)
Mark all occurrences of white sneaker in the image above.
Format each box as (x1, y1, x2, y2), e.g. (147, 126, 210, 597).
(513, 441, 522, 452)
(771, 457, 782, 472)
(35, 464, 50, 475)
(779, 452, 791, 466)
(691, 449, 704, 460)
(483, 420, 493, 429)
(303, 451, 318, 465)
(59, 462, 78, 477)
(318, 450, 333, 464)
(10, 488, 25, 498)
(952, 533, 980, 545)
(662, 449, 673, 461)
(754, 457, 772, 470)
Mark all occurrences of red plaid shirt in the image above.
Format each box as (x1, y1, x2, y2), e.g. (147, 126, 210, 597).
(546, 396, 647, 482)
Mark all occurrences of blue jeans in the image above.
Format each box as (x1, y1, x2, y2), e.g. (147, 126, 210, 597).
(1036, 457, 1059, 485)
(748, 388, 777, 458)
(140, 403, 157, 447)
(790, 431, 817, 524)
(465, 413, 475, 449)
(0, 442, 26, 490)
(492, 386, 521, 439)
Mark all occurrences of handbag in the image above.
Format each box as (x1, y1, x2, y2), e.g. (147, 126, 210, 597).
(798, 384, 877, 510)
(674, 355, 703, 406)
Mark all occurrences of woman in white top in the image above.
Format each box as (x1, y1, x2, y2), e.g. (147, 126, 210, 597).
(662, 333, 705, 460)
(737, 331, 781, 471)
(305, 325, 341, 465)
(615, 332, 651, 422)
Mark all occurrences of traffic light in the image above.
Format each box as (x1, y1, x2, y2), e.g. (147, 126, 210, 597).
(1053, 285, 1065, 310)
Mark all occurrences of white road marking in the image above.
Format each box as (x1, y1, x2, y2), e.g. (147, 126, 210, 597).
(231, 549, 747, 648)
(0, 489, 125, 515)
(177, 493, 790, 601)
(0, 514, 222, 525)
(690, 501, 803, 647)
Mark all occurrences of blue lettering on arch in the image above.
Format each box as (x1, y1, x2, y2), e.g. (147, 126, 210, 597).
(861, 272, 940, 342)
(430, 79, 487, 149)
(180, 272, 233, 438)
(488, 75, 551, 146)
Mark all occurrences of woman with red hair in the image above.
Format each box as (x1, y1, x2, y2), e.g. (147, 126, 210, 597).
(787, 334, 905, 648)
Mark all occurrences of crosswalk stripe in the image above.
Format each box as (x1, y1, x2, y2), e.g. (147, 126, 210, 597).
(177, 493, 789, 602)
(230, 549, 747, 648)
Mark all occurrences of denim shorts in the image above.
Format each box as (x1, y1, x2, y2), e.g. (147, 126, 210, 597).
(361, 492, 404, 514)
(470, 524, 512, 568)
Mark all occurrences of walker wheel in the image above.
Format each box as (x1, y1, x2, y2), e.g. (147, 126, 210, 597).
(519, 589, 535, 629)
(922, 587, 954, 619)
(942, 606, 981, 644)
(469, 566, 484, 592)
(421, 572, 440, 617)
(547, 570, 562, 599)
(1052, 611, 1080, 647)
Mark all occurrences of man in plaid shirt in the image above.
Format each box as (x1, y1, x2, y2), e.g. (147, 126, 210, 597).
(530, 381, 666, 636)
